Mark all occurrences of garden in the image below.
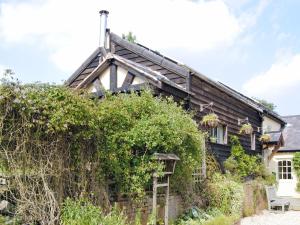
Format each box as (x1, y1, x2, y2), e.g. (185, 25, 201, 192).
(0, 75, 275, 224)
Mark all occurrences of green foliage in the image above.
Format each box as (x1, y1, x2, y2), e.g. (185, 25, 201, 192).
(202, 215, 238, 225)
(253, 97, 277, 111)
(205, 173, 244, 215)
(239, 123, 253, 135)
(200, 113, 219, 127)
(176, 207, 239, 225)
(224, 136, 275, 186)
(293, 152, 300, 192)
(97, 90, 203, 199)
(259, 134, 271, 142)
(122, 31, 137, 43)
(0, 76, 204, 223)
(224, 136, 260, 179)
(61, 198, 128, 225)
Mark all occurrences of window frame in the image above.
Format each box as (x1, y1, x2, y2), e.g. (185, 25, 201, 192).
(210, 124, 228, 145)
(251, 133, 256, 151)
(278, 160, 292, 180)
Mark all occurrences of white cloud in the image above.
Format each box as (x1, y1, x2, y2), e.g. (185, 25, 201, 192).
(0, 0, 242, 73)
(242, 54, 300, 98)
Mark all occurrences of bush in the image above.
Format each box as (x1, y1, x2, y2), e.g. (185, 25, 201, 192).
(60, 198, 128, 225)
(0, 77, 205, 223)
(224, 136, 262, 180)
(205, 173, 244, 215)
(176, 207, 239, 225)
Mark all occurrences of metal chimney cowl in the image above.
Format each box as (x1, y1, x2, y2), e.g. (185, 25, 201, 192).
(99, 10, 109, 48)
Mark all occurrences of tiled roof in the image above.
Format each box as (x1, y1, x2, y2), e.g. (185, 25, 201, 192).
(278, 115, 300, 152)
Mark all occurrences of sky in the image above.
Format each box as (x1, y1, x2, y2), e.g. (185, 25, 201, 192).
(0, 0, 300, 116)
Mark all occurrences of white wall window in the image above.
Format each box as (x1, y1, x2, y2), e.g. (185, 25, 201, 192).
(251, 133, 256, 150)
(278, 160, 292, 179)
(210, 125, 227, 144)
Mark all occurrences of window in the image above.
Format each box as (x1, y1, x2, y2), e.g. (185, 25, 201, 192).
(210, 125, 227, 144)
(251, 133, 256, 150)
(278, 160, 292, 179)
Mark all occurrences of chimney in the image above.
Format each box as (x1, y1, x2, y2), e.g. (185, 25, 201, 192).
(99, 10, 109, 48)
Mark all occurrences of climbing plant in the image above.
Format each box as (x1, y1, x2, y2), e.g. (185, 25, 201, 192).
(292, 152, 300, 192)
(224, 136, 260, 179)
(0, 75, 204, 224)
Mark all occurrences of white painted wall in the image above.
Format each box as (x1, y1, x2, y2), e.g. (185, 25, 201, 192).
(263, 116, 281, 132)
(132, 76, 145, 85)
(117, 66, 127, 88)
(270, 152, 300, 198)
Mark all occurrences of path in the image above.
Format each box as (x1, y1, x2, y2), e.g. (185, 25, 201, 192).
(240, 210, 300, 225)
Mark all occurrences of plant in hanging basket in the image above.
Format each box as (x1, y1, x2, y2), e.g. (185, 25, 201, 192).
(210, 137, 217, 143)
(201, 113, 220, 127)
(259, 134, 271, 143)
(239, 123, 253, 135)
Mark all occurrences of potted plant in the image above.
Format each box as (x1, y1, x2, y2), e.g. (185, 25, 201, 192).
(210, 137, 217, 143)
(201, 113, 219, 128)
(239, 123, 253, 135)
(259, 134, 271, 143)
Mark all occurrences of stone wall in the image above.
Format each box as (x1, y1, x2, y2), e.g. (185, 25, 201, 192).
(116, 195, 184, 224)
(243, 181, 267, 217)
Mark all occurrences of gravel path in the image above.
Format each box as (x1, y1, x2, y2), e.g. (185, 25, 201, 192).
(240, 210, 300, 225)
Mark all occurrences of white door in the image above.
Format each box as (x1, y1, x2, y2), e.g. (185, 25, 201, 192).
(277, 160, 298, 197)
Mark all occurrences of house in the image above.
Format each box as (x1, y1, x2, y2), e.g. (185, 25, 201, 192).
(66, 10, 285, 166)
(269, 115, 300, 200)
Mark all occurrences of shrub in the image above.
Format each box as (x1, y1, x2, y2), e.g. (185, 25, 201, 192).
(224, 136, 261, 179)
(205, 173, 244, 215)
(61, 198, 128, 225)
(61, 198, 103, 225)
(202, 214, 239, 225)
(176, 207, 239, 225)
(0, 77, 205, 222)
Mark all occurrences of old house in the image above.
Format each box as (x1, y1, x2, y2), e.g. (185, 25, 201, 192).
(268, 115, 300, 205)
(66, 10, 285, 166)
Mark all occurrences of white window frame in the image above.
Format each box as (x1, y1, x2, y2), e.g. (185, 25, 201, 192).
(251, 133, 256, 150)
(278, 160, 292, 180)
(210, 125, 228, 145)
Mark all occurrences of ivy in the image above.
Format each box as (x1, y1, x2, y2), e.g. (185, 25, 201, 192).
(292, 152, 300, 192)
(0, 76, 204, 223)
(224, 136, 261, 179)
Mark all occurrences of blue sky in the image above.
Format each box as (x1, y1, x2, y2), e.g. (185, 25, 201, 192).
(0, 0, 300, 116)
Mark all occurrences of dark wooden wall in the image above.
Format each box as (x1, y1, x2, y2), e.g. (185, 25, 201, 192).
(189, 74, 262, 163)
(68, 34, 264, 164)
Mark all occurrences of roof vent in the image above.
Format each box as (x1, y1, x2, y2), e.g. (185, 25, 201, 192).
(99, 10, 109, 48)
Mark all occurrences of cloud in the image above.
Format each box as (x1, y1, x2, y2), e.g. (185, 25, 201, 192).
(0, 0, 242, 73)
(242, 53, 300, 98)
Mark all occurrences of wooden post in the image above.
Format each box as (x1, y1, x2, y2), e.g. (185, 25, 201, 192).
(202, 137, 206, 179)
(164, 176, 170, 225)
(152, 173, 157, 225)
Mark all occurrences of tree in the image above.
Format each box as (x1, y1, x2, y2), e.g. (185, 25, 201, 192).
(253, 97, 277, 111)
(122, 31, 136, 43)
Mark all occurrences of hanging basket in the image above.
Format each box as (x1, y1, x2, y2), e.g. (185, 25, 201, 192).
(239, 123, 253, 135)
(259, 134, 271, 143)
(201, 113, 220, 128)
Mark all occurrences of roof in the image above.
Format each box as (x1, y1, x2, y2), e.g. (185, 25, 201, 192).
(67, 32, 283, 123)
(75, 52, 189, 94)
(278, 115, 300, 152)
(265, 131, 284, 145)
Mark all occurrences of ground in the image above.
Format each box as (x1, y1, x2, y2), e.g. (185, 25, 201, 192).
(241, 210, 300, 225)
